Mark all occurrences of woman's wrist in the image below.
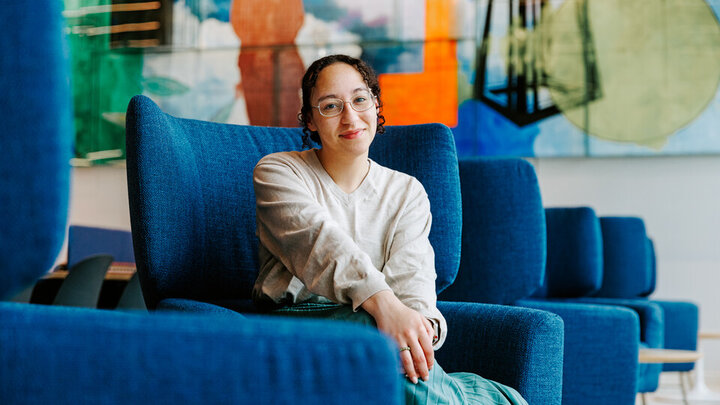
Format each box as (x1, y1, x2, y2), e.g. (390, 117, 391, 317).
(360, 289, 399, 318)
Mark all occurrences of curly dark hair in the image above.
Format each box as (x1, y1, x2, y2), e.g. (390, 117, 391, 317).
(298, 54, 386, 148)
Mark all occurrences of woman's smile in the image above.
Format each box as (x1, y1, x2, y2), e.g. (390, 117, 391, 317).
(339, 128, 364, 139)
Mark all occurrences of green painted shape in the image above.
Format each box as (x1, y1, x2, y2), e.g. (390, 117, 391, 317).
(65, 0, 144, 161)
(541, 0, 720, 149)
(142, 76, 191, 97)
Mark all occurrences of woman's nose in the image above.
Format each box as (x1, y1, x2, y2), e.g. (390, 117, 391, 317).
(340, 101, 358, 123)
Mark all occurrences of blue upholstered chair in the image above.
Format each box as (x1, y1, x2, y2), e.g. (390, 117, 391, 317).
(596, 217, 698, 377)
(0, 3, 401, 403)
(439, 158, 642, 405)
(543, 207, 676, 393)
(125, 94, 564, 404)
(538, 209, 665, 397)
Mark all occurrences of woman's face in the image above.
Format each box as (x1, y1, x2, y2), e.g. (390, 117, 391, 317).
(308, 62, 378, 160)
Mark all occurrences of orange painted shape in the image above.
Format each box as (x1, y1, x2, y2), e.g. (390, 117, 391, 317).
(230, 0, 304, 46)
(426, 0, 456, 40)
(378, 0, 458, 127)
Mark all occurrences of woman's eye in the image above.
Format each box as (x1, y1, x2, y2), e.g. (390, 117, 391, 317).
(354, 97, 367, 103)
(322, 103, 338, 111)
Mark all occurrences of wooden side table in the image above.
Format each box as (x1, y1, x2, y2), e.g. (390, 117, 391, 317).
(638, 349, 702, 405)
(639, 349, 702, 364)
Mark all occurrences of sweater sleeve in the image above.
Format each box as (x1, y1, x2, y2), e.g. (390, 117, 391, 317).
(253, 157, 391, 309)
(382, 182, 448, 349)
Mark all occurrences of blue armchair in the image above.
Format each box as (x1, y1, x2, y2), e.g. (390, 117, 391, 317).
(539, 208, 664, 396)
(439, 157, 642, 405)
(0, 2, 400, 403)
(125, 95, 564, 404)
(596, 217, 698, 374)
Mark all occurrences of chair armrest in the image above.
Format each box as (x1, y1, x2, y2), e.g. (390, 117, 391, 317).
(518, 299, 639, 405)
(436, 301, 563, 405)
(568, 297, 666, 391)
(0, 302, 401, 404)
(653, 300, 698, 372)
(571, 297, 664, 348)
(156, 297, 248, 316)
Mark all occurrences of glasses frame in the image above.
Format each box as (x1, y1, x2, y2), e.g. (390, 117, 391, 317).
(312, 90, 376, 118)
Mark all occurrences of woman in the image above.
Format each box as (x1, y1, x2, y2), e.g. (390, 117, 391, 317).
(252, 54, 527, 404)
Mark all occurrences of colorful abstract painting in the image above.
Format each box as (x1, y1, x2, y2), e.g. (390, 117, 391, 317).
(63, 0, 720, 163)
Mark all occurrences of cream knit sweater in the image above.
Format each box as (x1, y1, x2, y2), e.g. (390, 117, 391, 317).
(252, 149, 447, 348)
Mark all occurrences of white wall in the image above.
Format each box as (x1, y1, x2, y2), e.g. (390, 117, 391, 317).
(531, 155, 720, 380)
(69, 165, 131, 230)
(68, 156, 720, 380)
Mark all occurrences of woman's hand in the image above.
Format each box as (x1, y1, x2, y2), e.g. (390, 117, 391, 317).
(361, 290, 435, 383)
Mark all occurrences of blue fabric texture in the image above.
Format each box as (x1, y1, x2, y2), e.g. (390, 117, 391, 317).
(436, 301, 563, 405)
(535, 207, 603, 298)
(273, 302, 531, 405)
(439, 158, 546, 304)
(640, 238, 657, 297)
(594, 216, 699, 374)
(445, 161, 639, 403)
(0, 302, 401, 404)
(538, 209, 664, 394)
(156, 297, 249, 316)
(0, 0, 72, 299)
(517, 299, 640, 405)
(595, 217, 652, 298)
(125, 96, 461, 307)
(571, 297, 664, 392)
(654, 300, 699, 372)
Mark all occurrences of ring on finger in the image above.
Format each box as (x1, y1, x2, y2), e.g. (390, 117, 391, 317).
(399, 346, 411, 352)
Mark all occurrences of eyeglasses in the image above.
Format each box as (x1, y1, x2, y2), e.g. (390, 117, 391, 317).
(312, 90, 375, 117)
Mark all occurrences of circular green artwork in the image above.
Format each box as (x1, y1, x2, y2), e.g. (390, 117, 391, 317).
(540, 0, 720, 149)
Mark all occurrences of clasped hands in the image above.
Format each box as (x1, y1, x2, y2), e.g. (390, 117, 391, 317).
(361, 290, 435, 384)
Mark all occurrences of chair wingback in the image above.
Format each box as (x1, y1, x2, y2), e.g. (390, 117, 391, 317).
(126, 95, 306, 308)
(440, 157, 545, 304)
(595, 216, 653, 298)
(126, 96, 461, 308)
(640, 238, 656, 297)
(0, 1, 72, 299)
(369, 123, 461, 293)
(534, 207, 604, 298)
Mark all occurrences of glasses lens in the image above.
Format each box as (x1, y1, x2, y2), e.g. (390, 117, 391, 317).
(318, 99, 343, 117)
(316, 91, 374, 117)
(351, 91, 374, 112)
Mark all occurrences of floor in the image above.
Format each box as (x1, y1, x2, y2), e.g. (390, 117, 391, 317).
(637, 373, 720, 404)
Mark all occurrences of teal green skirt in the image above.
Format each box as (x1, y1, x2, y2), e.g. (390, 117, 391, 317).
(273, 303, 528, 405)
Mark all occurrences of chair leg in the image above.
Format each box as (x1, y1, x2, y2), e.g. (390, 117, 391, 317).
(685, 370, 695, 391)
(641, 392, 647, 405)
(679, 372, 689, 405)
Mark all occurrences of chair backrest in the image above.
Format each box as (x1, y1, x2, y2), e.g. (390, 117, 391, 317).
(126, 95, 461, 308)
(533, 207, 604, 298)
(594, 216, 653, 298)
(68, 225, 135, 267)
(0, 1, 72, 299)
(640, 238, 656, 297)
(440, 157, 546, 304)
